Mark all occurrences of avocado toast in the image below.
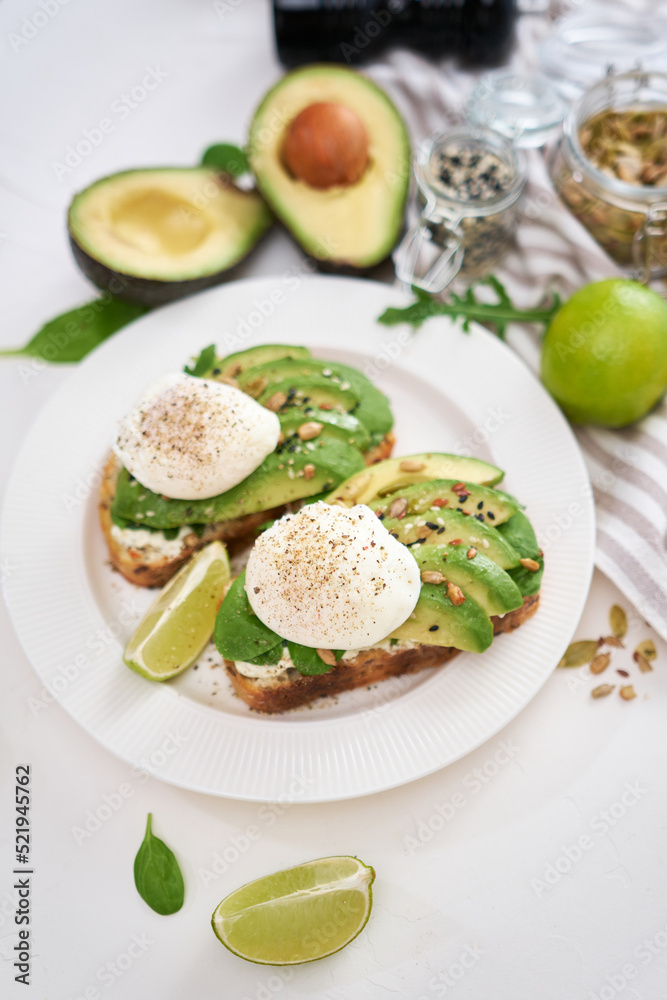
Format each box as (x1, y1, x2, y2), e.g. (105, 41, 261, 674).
(100, 343, 395, 587)
(214, 454, 543, 713)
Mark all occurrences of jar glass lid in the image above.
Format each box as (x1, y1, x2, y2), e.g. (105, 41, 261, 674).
(539, 4, 667, 102)
(467, 70, 567, 147)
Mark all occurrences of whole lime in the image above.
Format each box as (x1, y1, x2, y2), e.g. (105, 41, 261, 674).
(541, 279, 667, 427)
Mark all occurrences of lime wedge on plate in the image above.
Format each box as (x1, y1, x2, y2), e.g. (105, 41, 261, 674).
(124, 541, 230, 681)
(211, 856, 375, 965)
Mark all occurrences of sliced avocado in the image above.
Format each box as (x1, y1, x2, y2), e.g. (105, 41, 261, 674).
(68, 168, 272, 306)
(237, 357, 393, 442)
(415, 545, 523, 617)
(380, 509, 520, 569)
(111, 434, 365, 529)
(279, 406, 371, 452)
(208, 344, 311, 381)
(389, 584, 493, 653)
(248, 65, 410, 269)
(257, 376, 359, 414)
(369, 479, 520, 527)
(327, 454, 504, 507)
(498, 510, 544, 596)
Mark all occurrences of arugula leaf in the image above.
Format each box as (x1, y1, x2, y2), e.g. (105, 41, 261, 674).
(184, 343, 217, 377)
(133, 814, 184, 916)
(0, 296, 148, 363)
(201, 143, 249, 177)
(378, 276, 560, 340)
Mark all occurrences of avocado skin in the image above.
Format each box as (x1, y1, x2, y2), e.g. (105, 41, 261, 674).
(369, 479, 520, 526)
(111, 433, 365, 530)
(380, 509, 520, 569)
(67, 167, 273, 307)
(416, 544, 523, 616)
(248, 65, 411, 271)
(241, 356, 393, 441)
(327, 454, 505, 507)
(206, 344, 311, 381)
(389, 585, 493, 653)
(69, 235, 274, 308)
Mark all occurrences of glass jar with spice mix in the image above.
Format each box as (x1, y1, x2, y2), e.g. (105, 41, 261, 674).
(550, 70, 667, 279)
(395, 126, 526, 294)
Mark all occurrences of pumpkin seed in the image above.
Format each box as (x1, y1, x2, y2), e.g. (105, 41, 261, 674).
(558, 640, 599, 668)
(609, 605, 628, 639)
(635, 652, 653, 674)
(635, 639, 657, 661)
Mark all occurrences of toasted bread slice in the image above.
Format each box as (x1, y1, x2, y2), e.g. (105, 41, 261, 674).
(224, 593, 540, 713)
(100, 433, 394, 587)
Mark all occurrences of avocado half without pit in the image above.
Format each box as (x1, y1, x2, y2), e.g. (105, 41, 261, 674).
(67, 167, 272, 306)
(249, 65, 411, 270)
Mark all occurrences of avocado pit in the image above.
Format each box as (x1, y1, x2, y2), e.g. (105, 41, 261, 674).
(283, 102, 369, 189)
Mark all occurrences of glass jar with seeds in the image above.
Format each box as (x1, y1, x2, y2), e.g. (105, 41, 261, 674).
(550, 70, 667, 279)
(395, 126, 526, 294)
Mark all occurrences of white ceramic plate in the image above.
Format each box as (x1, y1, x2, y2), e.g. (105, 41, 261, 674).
(2, 276, 594, 802)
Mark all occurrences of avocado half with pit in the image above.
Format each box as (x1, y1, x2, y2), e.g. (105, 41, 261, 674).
(248, 65, 411, 270)
(68, 167, 272, 306)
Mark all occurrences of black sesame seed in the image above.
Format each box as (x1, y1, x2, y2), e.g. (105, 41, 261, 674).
(477, 501, 484, 510)
(437, 527, 446, 534)
(406, 538, 427, 547)
(429, 625, 439, 632)
(487, 511, 496, 520)
(475, 513, 485, 522)
(377, 513, 385, 521)
(212, 368, 221, 375)
(425, 522, 440, 530)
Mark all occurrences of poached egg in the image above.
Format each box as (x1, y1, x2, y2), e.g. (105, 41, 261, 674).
(114, 372, 280, 500)
(245, 501, 420, 649)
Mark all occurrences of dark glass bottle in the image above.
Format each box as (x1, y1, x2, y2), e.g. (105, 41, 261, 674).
(273, 0, 517, 69)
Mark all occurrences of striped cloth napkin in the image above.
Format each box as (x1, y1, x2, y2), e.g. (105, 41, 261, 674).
(366, 7, 667, 641)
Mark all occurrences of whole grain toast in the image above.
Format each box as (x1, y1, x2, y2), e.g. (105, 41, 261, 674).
(100, 433, 394, 587)
(224, 593, 540, 713)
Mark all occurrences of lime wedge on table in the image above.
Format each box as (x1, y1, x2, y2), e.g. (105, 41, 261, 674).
(211, 856, 375, 966)
(124, 541, 230, 681)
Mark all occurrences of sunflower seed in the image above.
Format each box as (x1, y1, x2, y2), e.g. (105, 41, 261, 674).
(297, 421, 323, 440)
(590, 652, 611, 675)
(600, 635, 625, 648)
(316, 648, 337, 666)
(388, 497, 408, 519)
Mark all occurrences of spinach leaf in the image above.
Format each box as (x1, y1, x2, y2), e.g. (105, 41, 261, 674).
(287, 642, 343, 676)
(0, 296, 148, 363)
(201, 143, 249, 177)
(184, 343, 217, 377)
(134, 814, 184, 916)
(214, 572, 283, 661)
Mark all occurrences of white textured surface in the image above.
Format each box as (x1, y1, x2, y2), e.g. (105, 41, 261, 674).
(2, 275, 595, 801)
(2, 2, 666, 999)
